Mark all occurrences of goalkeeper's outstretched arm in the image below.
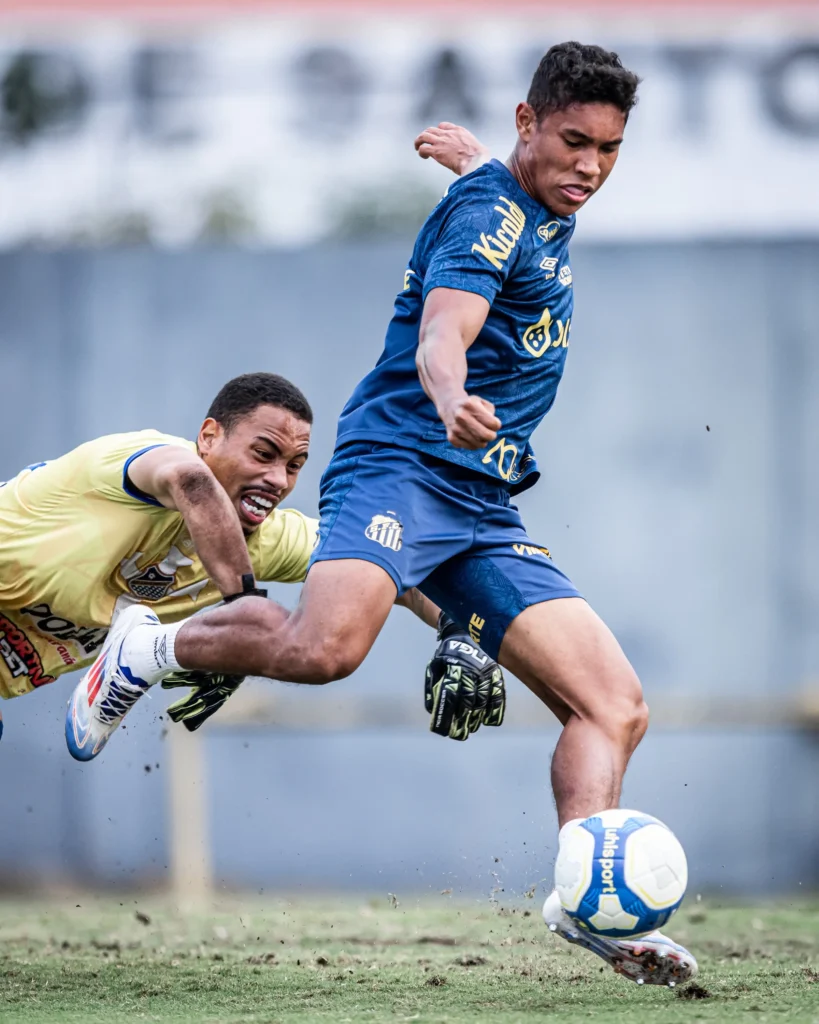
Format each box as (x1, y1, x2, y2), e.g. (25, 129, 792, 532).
(127, 445, 254, 598)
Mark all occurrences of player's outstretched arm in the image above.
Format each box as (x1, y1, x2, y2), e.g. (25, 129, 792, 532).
(127, 445, 254, 597)
(414, 122, 492, 177)
(417, 287, 500, 450)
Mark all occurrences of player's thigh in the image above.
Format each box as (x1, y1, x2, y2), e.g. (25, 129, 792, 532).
(420, 509, 644, 731)
(290, 557, 398, 679)
(299, 443, 479, 679)
(499, 597, 645, 735)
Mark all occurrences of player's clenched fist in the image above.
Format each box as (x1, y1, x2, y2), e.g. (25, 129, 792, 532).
(414, 121, 492, 177)
(442, 394, 500, 450)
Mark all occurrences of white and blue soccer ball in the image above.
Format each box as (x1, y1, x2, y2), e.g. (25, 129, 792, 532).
(554, 809, 688, 939)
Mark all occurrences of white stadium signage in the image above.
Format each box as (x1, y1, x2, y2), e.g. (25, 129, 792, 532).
(0, 3, 816, 243)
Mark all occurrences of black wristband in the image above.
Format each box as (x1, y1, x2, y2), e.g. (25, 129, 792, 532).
(223, 572, 268, 604)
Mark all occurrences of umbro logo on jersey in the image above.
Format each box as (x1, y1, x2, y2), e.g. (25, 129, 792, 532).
(365, 513, 403, 552)
(538, 221, 560, 242)
(540, 256, 558, 280)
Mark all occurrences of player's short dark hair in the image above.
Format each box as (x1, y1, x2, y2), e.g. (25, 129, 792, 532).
(527, 42, 640, 121)
(207, 372, 313, 432)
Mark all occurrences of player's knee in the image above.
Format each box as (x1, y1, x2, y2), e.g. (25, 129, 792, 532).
(290, 641, 365, 685)
(305, 650, 361, 684)
(628, 696, 650, 750)
(588, 666, 648, 750)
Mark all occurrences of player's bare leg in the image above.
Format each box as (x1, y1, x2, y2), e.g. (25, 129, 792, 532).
(498, 596, 647, 827)
(174, 559, 399, 682)
(65, 560, 418, 761)
(498, 597, 695, 986)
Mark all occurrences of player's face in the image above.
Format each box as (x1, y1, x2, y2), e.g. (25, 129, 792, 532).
(516, 101, 626, 217)
(197, 405, 311, 535)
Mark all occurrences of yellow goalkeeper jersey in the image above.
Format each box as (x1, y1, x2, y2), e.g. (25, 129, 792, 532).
(0, 430, 317, 699)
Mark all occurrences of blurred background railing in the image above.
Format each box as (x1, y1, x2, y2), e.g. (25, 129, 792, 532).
(0, 0, 818, 900)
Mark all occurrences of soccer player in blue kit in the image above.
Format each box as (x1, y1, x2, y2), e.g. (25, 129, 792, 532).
(75, 43, 696, 985)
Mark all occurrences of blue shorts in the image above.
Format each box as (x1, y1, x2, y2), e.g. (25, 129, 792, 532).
(309, 443, 581, 659)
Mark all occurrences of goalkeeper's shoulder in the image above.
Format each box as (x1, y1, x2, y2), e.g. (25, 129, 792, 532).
(250, 506, 319, 583)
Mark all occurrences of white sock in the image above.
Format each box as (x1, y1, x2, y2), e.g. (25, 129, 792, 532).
(558, 817, 585, 847)
(120, 620, 184, 686)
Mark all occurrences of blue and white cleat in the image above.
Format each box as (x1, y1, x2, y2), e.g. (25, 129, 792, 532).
(542, 891, 698, 987)
(66, 604, 158, 762)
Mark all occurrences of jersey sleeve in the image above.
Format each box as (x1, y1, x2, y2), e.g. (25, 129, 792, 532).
(422, 182, 528, 305)
(252, 508, 319, 584)
(86, 431, 195, 508)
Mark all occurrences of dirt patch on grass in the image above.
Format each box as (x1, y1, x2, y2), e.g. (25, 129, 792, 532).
(677, 983, 712, 1000)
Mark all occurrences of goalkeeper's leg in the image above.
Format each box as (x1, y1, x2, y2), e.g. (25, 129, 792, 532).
(65, 560, 398, 761)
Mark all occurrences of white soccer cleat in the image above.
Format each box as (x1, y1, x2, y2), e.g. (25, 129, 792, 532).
(65, 604, 159, 762)
(542, 891, 698, 987)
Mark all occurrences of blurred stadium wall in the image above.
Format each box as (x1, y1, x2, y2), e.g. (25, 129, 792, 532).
(0, 1, 818, 897)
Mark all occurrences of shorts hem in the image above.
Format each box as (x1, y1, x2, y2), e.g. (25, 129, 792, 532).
(517, 588, 583, 610)
(308, 549, 405, 594)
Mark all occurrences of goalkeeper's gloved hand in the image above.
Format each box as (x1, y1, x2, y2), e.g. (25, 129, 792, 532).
(161, 669, 245, 732)
(424, 613, 505, 741)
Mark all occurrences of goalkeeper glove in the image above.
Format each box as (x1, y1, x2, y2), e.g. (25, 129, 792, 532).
(161, 669, 245, 732)
(424, 613, 505, 741)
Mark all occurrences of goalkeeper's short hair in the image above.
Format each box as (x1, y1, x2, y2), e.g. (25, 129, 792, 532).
(207, 373, 313, 433)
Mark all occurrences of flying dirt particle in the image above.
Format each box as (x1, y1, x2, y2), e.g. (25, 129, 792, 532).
(135, 911, 151, 926)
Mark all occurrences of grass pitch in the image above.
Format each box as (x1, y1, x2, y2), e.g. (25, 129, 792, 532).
(0, 894, 817, 1023)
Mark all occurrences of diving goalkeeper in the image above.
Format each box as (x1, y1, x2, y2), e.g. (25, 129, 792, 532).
(0, 372, 504, 752)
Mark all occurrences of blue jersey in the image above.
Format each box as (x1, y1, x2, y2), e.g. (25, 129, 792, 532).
(335, 159, 576, 495)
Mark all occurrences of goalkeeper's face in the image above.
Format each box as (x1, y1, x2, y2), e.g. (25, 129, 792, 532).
(198, 404, 311, 535)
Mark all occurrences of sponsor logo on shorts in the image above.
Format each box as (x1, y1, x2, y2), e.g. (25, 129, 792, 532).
(468, 613, 485, 644)
(365, 512, 403, 552)
(0, 613, 56, 687)
(512, 543, 552, 559)
(538, 221, 560, 242)
(21, 603, 108, 657)
(559, 265, 573, 287)
(471, 196, 526, 271)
